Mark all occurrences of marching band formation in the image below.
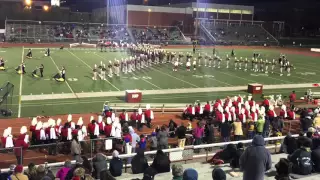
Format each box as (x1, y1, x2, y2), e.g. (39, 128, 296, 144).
(92, 43, 295, 80)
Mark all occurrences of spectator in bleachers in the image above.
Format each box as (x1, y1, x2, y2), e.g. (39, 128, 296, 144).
(230, 142, 244, 169)
(281, 133, 298, 154)
(92, 153, 107, 179)
(139, 134, 147, 151)
(240, 135, 272, 180)
(131, 149, 149, 174)
(246, 117, 255, 139)
(172, 164, 183, 180)
(100, 170, 116, 180)
(275, 158, 291, 180)
(312, 141, 320, 172)
(168, 120, 178, 137)
(288, 139, 313, 175)
(212, 168, 226, 180)
(129, 126, 140, 153)
(183, 168, 198, 180)
(65, 158, 84, 180)
(35, 165, 55, 180)
(314, 113, 320, 128)
(263, 116, 271, 138)
(82, 156, 93, 175)
(24, 163, 37, 180)
(300, 116, 313, 133)
(256, 115, 265, 136)
(151, 150, 170, 174)
(10, 165, 28, 180)
(193, 122, 204, 150)
(56, 161, 72, 180)
(71, 135, 82, 162)
(219, 121, 232, 142)
(150, 132, 158, 151)
(208, 144, 237, 165)
(204, 121, 215, 145)
(0, 164, 15, 180)
(72, 167, 93, 180)
(157, 125, 169, 150)
(109, 150, 123, 177)
(233, 118, 243, 141)
(176, 123, 187, 148)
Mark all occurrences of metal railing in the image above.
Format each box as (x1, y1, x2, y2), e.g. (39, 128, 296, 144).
(0, 133, 299, 173)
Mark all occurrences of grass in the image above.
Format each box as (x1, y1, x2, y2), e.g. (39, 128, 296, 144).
(0, 46, 319, 117)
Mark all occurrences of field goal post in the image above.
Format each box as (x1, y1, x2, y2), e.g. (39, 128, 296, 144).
(0, 82, 14, 117)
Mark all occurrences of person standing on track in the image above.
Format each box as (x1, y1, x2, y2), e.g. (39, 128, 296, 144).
(289, 91, 296, 109)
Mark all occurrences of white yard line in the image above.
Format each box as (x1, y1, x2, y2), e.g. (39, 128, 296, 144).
(18, 47, 24, 118)
(49, 56, 77, 97)
(131, 71, 162, 89)
(67, 49, 120, 91)
(21, 82, 319, 101)
(218, 71, 257, 83)
(150, 67, 200, 88)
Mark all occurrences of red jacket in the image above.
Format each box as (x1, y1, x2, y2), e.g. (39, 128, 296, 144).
(232, 101, 239, 107)
(204, 104, 211, 112)
(145, 109, 151, 118)
(238, 114, 246, 123)
(72, 129, 78, 136)
(249, 100, 254, 107)
(289, 93, 296, 101)
(279, 110, 286, 118)
(98, 122, 104, 131)
(263, 99, 269, 106)
(105, 111, 112, 118)
(35, 130, 41, 140)
(29, 125, 36, 132)
(187, 107, 193, 114)
(287, 110, 295, 120)
(14, 134, 29, 157)
(1, 137, 6, 148)
(213, 102, 220, 109)
(104, 125, 112, 137)
(61, 128, 68, 137)
(136, 114, 142, 122)
(130, 113, 138, 121)
(216, 112, 223, 122)
(267, 110, 276, 117)
(119, 113, 126, 121)
(195, 106, 200, 113)
(87, 123, 95, 134)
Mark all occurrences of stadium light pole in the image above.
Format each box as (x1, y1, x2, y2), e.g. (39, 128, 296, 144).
(148, 9, 151, 26)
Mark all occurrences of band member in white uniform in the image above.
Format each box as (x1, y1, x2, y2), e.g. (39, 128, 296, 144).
(101, 64, 106, 80)
(92, 64, 98, 80)
(193, 58, 197, 71)
(198, 53, 202, 67)
(114, 60, 120, 77)
(173, 59, 179, 71)
(285, 60, 291, 76)
(217, 56, 222, 69)
(226, 55, 230, 69)
(279, 59, 283, 76)
(239, 57, 243, 70)
(108, 61, 113, 77)
(186, 59, 191, 71)
(271, 59, 276, 74)
(244, 58, 248, 71)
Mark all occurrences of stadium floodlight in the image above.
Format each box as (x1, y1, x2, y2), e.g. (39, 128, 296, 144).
(25, 0, 32, 6)
(43, 5, 49, 11)
(148, 8, 152, 12)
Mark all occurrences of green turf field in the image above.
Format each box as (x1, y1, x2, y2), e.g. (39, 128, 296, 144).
(0, 46, 319, 117)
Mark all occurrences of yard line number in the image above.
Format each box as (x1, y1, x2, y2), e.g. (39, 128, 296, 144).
(130, 76, 152, 80)
(297, 72, 316, 76)
(192, 75, 215, 78)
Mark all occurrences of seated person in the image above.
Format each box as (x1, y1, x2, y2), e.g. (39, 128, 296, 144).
(182, 105, 194, 121)
(288, 140, 313, 175)
(275, 158, 291, 180)
(230, 142, 245, 169)
(312, 141, 320, 172)
(32, 67, 39, 78)
(168, 120, 177, 138)
(281, 133, 298, 154)
(53, 73, 65, 82)
(208, 144, 237, 165)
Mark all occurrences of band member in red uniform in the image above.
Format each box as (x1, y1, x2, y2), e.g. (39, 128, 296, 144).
(144, 104, 154, 128)
(48, 119, 57, 155)
(30, 117, 37, 145)
(289, 91, 296, 109)
(97, 115, 105, 134)
(186, 105, 195, 121)
(119, 109, 129, 125)
(203, 101, 211, 118)
(287, 108, 296, 120)
(262, 97, 270, 112)
(238, 109, 246, 123)
(279, 105, 288, 119)
(104, 118, 112, 137)
(87, 116, 99, 139)
(267, 105, 277, 122)
(14, 128, 29, 165)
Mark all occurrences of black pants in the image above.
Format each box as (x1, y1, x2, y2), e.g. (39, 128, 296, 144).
(62, 74, 65, 80)
(146, 117, 151, 128)
(48, 139, 57, 155)
(40, 70, 43, 77)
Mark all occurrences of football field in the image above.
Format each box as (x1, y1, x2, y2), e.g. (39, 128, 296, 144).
(1, 46, 320, 117)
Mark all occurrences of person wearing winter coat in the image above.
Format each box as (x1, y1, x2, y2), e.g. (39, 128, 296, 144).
(14, 130, 29, 165)
(92, 153, 108, 179)
(56, 161, 72, 180)
(281, 133, 298, 154)
(109, 150, 123, 177)
(151, 150, 171, 174)
(288, 140, 313, 175)
(70, 135, 82, 162)
(24, 163, 37, 180)
(240, 135, 272, 180)
(275, 158, 291, 180)
(312, 142, 320, 172)
(10, 165, 29, 180)
(230, 142, 244, 169)
(157, 125, 169, 149)
(131, 149, 149, 174)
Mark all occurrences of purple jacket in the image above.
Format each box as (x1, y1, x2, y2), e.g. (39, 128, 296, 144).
(193, 127, 204, 138)
(56, 167, 71, 180)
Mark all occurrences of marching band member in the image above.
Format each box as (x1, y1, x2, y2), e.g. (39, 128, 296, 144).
(254, 58, 258, 72)
(61, 66, 66, 81)
(267, 105, 277, 122)
(0, 58, 5, 70)
(111, 117, 122, 138)
(226, 54, 230, 68)
(234, 57, 238, 70)
(230, 107, 237, 121)
(186, 59, 191, 71)
(108, 61, 113, 77)
(173, 59, 179, 71)
(217, 56, 222, 69)
(208, 55, 212, 67)
(213, 55, 218, 68)
(26, 49, 32, 58)
(145, 104, 154, 128)
(2, 129, 13, 148)
(287, 108, 296, 120)
(30, 117, 37, 145)
(271, 59, 276, 74)
(92, 64, 98, 80)
(239, 108, 246, 123)
(198, 53, 202, 67)
(101, 64, 106, 80)
(97, 115, 105, 134)
(104, 118, 112, 137)
(56, 118, 62, 136)
(48, 120, 57, 155)
(77, 117, 84, 129)
(259, 59, 264, 72)
(193, 58, 197, 71)
(119, 109, 129, 125)
(265, 59, 269, 74)
(44, 48, 50, 57)
(224, 107, 232, 122)
(87, 116, 99, 139)
(114, 60, 120, 77)
(279, 105, 288, 119)
(239, 57, 243, 70)
(285, 60, 291, 76)
(250, 107, 258, 122)
(16, 62, 26, 74)
(279, 59, 284, 76)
